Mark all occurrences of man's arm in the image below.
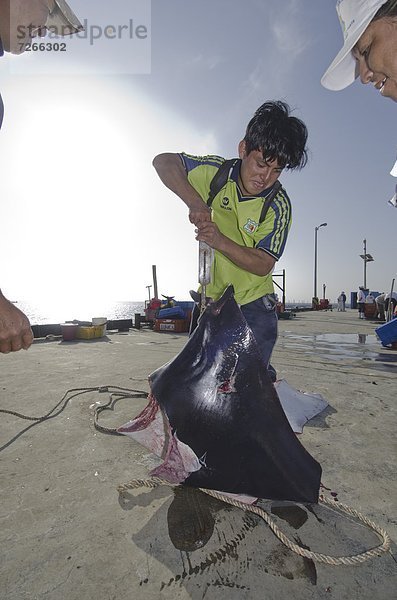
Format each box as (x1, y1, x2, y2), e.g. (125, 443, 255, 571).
(152, 153, 211, 224)
(195, 221, 275, 277)
(0, 289, 33, 353)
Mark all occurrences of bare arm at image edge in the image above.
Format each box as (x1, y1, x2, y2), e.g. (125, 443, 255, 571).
(0, 289, 33, 353)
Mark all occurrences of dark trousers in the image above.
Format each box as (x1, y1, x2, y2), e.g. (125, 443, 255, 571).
(240, 295, 278, 382)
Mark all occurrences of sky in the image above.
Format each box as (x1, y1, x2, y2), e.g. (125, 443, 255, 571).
(0, 0, 396, 311)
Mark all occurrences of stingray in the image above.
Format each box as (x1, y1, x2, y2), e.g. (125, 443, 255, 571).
(118, 286, 322, 504)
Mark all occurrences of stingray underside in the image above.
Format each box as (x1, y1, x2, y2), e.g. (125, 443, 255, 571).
(119, 286, 322, 504)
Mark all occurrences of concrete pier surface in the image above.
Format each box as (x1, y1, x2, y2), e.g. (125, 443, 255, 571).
(1, 309, 396, 600)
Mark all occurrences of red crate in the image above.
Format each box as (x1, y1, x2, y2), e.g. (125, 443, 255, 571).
(319, 299, 329, 309)
(154, 319, 190, 333)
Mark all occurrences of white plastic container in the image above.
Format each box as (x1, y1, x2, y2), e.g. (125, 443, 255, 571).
(92, 317, 107, 336)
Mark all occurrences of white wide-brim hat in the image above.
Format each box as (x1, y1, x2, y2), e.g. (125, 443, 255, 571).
(321, 0, 388, 91)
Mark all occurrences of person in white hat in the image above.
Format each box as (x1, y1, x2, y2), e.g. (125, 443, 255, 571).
(357, 286, 366, 319)
(322, 0, 397, 101)
(0, 1, 82, 354)
(322, 1, 397, 208)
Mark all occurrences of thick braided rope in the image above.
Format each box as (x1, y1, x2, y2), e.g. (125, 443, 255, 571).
(117, 478, 391, 566)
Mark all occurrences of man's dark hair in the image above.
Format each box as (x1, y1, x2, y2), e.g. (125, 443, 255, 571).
(243, 100, 308, 170)
(373, 0, 397, 20)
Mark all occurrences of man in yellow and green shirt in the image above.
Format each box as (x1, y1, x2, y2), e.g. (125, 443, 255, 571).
(153, 101, 308, 381)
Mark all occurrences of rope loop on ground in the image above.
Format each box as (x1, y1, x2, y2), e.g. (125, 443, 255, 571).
(117, 477, 391, 567)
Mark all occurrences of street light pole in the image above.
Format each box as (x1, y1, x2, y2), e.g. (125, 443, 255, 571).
(360, 239, 374, 290)
(314, 223, 327, 299)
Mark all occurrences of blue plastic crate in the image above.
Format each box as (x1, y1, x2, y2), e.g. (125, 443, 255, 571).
(158, 306, 186, 319)
(174, 301, 195, 318)
(375, 318, 397, 347)
(175, 300, 194, 310)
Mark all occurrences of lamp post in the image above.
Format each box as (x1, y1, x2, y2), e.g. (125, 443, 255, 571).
(359, 239, 374, 290)
(314, 223, 327, 300)
(146, 285, 152, 302)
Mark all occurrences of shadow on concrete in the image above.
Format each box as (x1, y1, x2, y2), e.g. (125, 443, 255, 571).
(304, 404, 337, 429)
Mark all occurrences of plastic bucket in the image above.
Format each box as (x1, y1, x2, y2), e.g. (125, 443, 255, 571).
(92, 317, 107, 336)
(92, 317, 107, 326)
(60, 323, 78, 341)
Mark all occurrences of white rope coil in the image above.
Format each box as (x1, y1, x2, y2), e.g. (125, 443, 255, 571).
(117, 478, 391, 567)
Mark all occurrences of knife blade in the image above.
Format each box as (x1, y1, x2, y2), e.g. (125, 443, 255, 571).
(198, 241, 214, 311)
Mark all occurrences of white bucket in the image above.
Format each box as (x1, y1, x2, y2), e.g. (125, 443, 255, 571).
(92, 317, 107, 336)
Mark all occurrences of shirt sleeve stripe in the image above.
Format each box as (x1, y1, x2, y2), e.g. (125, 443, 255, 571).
(179, 153, 224, 173)
(256, 189, 291, 259)
(269, 191, 291, 256)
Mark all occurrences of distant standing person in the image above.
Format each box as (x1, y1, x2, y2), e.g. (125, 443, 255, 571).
(337, 291, 346, 311)
(341, 292, 346, 312)
(337, 293, 343, 311)
(357, 286, 366, 319)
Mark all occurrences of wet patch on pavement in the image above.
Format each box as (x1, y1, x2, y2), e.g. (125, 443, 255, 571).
(279, 332, 397, 372)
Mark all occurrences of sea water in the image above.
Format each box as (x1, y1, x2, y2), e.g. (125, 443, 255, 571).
(14, 300, 146, 325)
